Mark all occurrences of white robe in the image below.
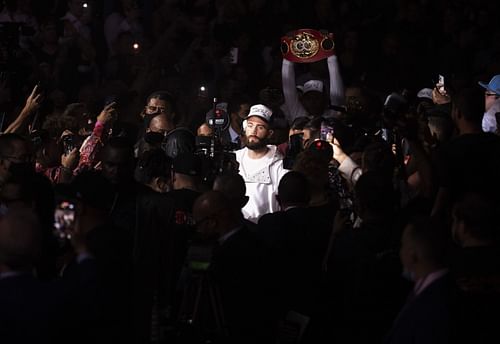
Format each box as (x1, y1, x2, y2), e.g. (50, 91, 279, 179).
(236, 146, 288, 223)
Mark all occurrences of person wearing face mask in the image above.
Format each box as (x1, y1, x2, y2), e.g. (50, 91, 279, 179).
(479, 75, 500, 133)
(220, 94, 251, 149)
(387, 217, 455, 344)
(136, 91, 195, 158)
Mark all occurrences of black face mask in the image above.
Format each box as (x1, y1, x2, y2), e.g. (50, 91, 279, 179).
(144, 132, 165, 145)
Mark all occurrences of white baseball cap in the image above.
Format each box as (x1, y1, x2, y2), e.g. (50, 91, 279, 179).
(303, 80, 324, 94)
(246, 104, 273, 122)
(417, 88, 433, 100)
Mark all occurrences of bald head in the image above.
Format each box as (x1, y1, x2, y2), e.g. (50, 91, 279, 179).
(0, 209, 41, 272)
(149, 114, 174, 135)
(193, 191, 240, 238)
(213, 173, 248, 209)
(193, 191, 231, 220)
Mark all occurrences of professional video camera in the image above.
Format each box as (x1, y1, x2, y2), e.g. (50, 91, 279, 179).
(195, 99, 238, 184)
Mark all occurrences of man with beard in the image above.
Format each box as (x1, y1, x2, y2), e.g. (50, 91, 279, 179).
(235, 105, 288, 223)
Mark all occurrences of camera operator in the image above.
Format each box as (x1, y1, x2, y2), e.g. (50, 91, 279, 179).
(193, 101, 242, 187)
(235, 104, 288, 223)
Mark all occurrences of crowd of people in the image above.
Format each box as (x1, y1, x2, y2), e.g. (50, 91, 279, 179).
(1, 0, 500, 343)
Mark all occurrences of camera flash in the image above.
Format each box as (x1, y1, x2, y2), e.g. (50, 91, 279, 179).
(82, 2, 88, 8)
(133, 43, 139, 50)
(200, 86, 206, 92)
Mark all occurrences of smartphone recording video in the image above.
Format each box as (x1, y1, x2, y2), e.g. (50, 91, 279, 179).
(54, 201, 76, 240)
(62, 135, 76, 155)
(436, 74, 447, 96)
(320, 122, 334, 143)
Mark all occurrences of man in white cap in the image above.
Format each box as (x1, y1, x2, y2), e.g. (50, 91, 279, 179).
(235, 104, 288, 223)
(282, 56, 345, 123)
(478, 75, 500, 133)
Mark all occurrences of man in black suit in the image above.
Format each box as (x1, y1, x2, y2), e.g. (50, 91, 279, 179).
(216, 95, 251, 150)
(257, 170, 310, 249)
(59, 170, 135, 344)
(0, 208, 97, 344)
(192, 191, 274, 343)
(386, 217, 455, 344)
(0, 208, 61, 344)
(258, 171, 331, 341)
(450, 193, 500, 342)
(258, 171, 324, 295)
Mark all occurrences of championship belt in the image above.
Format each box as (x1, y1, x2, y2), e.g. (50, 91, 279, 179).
(281, 29, 335, 63)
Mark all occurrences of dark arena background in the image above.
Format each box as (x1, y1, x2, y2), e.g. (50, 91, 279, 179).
(0, 1, 499, 343)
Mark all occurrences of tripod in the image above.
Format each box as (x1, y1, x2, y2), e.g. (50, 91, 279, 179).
(177, 265, 228, 343)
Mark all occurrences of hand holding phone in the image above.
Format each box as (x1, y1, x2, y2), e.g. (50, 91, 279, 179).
(320, 122, 334, 143)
